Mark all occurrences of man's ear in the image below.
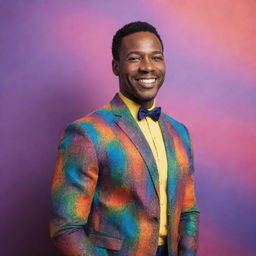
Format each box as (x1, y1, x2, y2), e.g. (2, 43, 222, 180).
(112, 59, 119, 76)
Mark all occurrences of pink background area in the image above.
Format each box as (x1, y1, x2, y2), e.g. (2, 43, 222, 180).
(1, 1, 255, 255)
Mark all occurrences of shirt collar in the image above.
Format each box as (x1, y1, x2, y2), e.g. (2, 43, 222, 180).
(118, 92, 156, 121)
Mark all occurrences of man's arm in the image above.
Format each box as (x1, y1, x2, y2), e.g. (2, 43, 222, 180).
(50, 123, 99, 256)
(178, 127, 200, 256)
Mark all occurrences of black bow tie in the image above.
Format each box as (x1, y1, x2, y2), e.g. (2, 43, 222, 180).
(138, 106, 161, 121)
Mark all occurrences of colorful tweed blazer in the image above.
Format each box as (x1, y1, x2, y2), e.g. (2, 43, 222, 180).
(50, 93, 200, 256)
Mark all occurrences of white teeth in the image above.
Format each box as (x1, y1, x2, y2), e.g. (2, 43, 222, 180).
(139, 78, 156, 83)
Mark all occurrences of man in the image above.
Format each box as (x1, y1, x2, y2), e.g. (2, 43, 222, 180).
(50, 21, 200, 256)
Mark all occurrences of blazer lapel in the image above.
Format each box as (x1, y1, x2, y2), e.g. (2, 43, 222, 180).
(110, 94, 160, 199)
(158, 115, 179, 210)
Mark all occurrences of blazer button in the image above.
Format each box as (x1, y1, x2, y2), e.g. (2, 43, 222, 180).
(153, 217, 159, 223)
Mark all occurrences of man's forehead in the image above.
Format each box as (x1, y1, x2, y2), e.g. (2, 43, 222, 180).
(120, 31, 163, 52)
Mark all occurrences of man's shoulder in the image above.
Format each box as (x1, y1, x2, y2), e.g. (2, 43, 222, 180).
(161, 111, 188, 131)
(161, 112, 192, 149)
(74, 102, 113, 124)
(61, 102, 114, 139)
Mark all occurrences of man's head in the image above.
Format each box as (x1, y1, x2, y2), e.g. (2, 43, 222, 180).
(112, 21, 166, 108)
(112, 21, 164, 62)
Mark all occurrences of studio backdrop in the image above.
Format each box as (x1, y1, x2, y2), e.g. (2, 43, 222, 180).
(0, 1, 255, 255)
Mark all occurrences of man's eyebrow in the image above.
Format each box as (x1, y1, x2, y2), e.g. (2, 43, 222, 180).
(151, 51, 163, 55)
(126, 50, 163, 56)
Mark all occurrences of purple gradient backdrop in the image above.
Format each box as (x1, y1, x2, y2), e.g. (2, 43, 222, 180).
(1, 1, 255, 255)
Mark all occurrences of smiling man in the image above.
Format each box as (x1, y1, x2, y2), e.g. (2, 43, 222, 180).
(50, 21, 200, 256)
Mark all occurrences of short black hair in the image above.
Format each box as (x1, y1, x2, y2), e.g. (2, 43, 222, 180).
(112, 21, 164, 61)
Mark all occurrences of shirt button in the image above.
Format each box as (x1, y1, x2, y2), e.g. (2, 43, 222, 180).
(153, 217, 159, 223)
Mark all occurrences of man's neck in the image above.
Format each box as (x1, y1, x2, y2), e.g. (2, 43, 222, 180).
(118, 92, 156, 109)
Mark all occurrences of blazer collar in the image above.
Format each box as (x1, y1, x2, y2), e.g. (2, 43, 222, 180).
(110, 93, 179, 203)
(158, 116, 179, 208)
(110, 93, 160, 199)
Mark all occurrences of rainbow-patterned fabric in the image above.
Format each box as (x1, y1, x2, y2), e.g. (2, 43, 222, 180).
(50, 93, 200, 256)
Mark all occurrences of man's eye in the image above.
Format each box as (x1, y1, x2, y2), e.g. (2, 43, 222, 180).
(152, 56, 163, 61)
(128, 57, 140, 61)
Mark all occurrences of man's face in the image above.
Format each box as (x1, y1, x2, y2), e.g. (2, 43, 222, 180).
(112, 31, 166, 107)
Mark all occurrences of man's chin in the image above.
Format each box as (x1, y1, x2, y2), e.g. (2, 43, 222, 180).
(135, 94, 157, 105)
(138, 91, 158, 101)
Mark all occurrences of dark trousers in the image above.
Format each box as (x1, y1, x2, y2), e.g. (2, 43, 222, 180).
(156, 245, 168, 256)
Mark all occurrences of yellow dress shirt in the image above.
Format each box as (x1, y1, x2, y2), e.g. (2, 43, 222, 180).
(118, 92, 168, 245)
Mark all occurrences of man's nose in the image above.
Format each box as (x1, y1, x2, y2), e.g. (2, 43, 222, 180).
(139, 57, 155, 72)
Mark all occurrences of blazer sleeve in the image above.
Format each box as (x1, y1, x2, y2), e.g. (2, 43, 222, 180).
(178, 126, 200, 256)
(50, 122, 99, 256)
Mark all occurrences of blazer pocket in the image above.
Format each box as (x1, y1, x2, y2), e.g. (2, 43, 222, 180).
(89, 232, 122, 251)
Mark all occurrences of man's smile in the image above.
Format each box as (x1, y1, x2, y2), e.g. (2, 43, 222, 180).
(134, 77, 158, 88)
